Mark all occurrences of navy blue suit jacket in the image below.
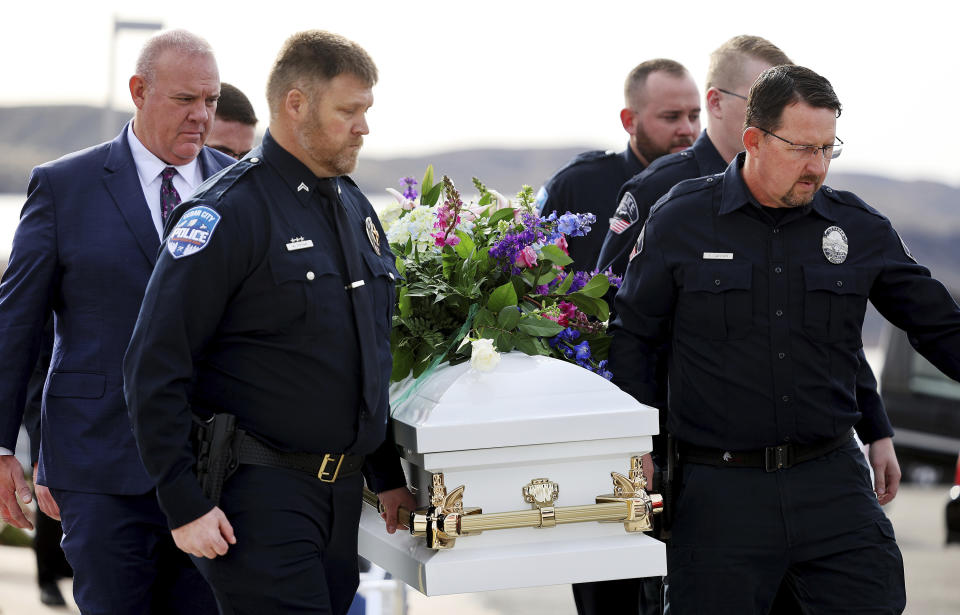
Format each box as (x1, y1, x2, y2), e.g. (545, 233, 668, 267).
(0, 124, 233, 494)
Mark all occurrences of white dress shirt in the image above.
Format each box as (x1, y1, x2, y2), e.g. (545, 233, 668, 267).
(126, 122, 204, 236)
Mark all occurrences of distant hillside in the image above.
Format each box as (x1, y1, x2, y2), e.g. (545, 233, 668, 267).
(2, 103, 958, 312)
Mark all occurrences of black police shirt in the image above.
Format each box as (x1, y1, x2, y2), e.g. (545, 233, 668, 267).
(536, 145, 644, 271)
(124, 130, 405, 527)
(610, 152, 960, 451)
(601, 133, 891, 443)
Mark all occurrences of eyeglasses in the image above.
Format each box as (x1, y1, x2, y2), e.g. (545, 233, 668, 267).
(209, 145, 249, 160)
(756, 127, 843, 160)
(717, 88, 747, 101)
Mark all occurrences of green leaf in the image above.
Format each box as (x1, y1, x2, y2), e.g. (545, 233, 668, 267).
(567, 293, 610, 321)
(478, 193, 493, 206)
(454, 230, 475, 259)
(539, 244, 573, 267)
(497, 306, 521, 329)
(514, 334, 545, 356)
(555, 272, 575, 295)
(488, 281, 518, 313)
(488, 208, 515, 225)
(422, 183, 443, 206)
(535, 270, 560, 285)
(420, 165, 434, 202)
(517, 315, 565, 337)
(494, 330, 515, 352)
(398, 288, 411, 318)
(391, 345, 414, 382)
(474, 307, 496, 328)
(577, 274, 611, 298)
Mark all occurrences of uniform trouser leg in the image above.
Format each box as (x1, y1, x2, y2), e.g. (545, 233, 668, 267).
(193, 466, 363, 615)
(572, 577, 663, 615)
(663, 440, 906, 615)
(51, 488, 217, 615)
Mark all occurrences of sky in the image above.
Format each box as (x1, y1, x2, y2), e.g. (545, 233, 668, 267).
(2, 0, 959, 187)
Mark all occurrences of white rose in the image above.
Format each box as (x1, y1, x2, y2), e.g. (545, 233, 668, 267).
(470, 338, 501, 372)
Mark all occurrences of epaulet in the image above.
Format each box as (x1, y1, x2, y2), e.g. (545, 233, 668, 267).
(647, 149, 694, 174)
(820, 184, 887, 220)
(648, 174, 719, 218)
(191, 156, 262, 203)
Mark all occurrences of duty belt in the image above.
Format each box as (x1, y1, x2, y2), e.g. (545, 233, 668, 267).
(678, 429, 853, 472)
(239, 436, 364, 483)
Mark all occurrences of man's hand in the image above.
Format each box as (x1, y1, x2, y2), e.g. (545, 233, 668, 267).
(868, 437, 901, 505)
(171, 507, 236, 559)
(33, 463, 60, 520)
(0, 455, 33, 529)
(379, 486, 417, 534)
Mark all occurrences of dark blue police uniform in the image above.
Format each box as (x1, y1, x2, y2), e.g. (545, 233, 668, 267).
(598, 132, 725, 277)
(123, 130, 407, 615)
(610, 152, 960, 613)
(601, 132, 892, 445)
(536, 145, 644, 271)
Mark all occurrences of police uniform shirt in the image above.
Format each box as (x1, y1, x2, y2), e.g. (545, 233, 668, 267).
(124, 130, 406, 528)
(598, 131, 725, 276)
(536, 145, 645, 271)
(609, 152, 960, 451)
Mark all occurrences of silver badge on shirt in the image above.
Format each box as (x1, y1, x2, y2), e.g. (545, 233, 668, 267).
(822, 226, 848, 264)
(365, 217, 381, 256)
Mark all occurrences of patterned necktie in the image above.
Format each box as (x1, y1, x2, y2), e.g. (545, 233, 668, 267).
(160, 167, 181, 222)
(319, 178, 382, 417)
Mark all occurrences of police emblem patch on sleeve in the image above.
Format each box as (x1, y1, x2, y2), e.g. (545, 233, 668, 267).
(629, 224, 645, 261)
(167, 206, 222, 259)
(609, 192, 639, 234)
(534, 186, 548, 212)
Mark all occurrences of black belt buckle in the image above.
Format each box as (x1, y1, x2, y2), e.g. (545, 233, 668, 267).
(318, 453, 344, 482)
(764, 444, 794, 472)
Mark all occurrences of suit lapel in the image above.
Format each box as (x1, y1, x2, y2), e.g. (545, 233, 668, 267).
(103, 127, 160, 265)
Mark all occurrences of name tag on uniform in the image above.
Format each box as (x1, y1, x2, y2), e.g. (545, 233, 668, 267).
(703, 252, 733, 260)
(286, 238, 314, 251)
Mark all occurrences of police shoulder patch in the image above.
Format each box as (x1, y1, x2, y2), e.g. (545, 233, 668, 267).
(167, 205, 222, 259)
(534, 185, 549, 211)
(609, 191, 639, 234)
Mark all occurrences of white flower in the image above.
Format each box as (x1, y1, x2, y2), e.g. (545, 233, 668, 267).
(470, 338, 501, 372)
(378, 201, 403, 229)
(386, 187, 417, 211)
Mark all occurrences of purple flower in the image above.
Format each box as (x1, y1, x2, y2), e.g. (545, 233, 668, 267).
(574, 341, 591, 361)
(400, 177, 418, 201)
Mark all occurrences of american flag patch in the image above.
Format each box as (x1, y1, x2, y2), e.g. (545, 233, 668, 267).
(609, 217, 632, 234)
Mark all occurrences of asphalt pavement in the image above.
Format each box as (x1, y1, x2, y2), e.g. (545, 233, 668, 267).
(0, 484, 956, 614)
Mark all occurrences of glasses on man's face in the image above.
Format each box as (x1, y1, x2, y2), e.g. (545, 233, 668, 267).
(717, 88, 747, 101)
(210, 145, 249, 160)
(756, 127, 843, 160)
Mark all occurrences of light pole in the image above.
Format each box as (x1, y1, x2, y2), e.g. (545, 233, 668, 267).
(102, 17, 163, 142)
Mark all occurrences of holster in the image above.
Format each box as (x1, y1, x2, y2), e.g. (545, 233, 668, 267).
(191, 413, 244, 504)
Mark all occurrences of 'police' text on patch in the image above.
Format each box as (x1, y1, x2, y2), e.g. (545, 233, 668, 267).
(167, 206, 222, 259)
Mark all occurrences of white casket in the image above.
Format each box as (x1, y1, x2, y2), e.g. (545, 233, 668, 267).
(358, 353, 666, 595)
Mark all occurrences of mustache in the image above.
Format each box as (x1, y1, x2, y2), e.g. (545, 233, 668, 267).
(799, 174, 821, 184)
(673, 137, 695, 147)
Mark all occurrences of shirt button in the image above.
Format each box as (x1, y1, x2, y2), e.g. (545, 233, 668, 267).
(714, 279, 721, 286)
(706, 177, 714, 183)
(781, 395, 791, 403)
(774, 266, 782, 274)
(249, 157, 259, 163)
(776, 309, 783, 317)
(836, 280, 843, 287)
(306, 271, 315, 281)
(773, 228, 780, 234)
(778, 352, 786, 359)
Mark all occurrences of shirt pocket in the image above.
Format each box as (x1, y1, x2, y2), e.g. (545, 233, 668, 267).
(802, 265, 867, 345)
(268, 250, 342, 331)
(360, 249, 400, 331)
(677, 261, 753, 340)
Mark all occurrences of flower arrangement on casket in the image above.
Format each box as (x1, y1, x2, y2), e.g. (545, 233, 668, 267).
(381, 167, 622, 383)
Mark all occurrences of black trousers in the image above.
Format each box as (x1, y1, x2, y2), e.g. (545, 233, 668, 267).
(664, 440, 905, 614)
(573, 577, 663, 615)
(194, 465, 363, 615)
(52, 488, 216, 615)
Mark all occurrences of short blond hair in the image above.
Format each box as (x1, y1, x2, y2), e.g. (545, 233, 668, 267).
(705, 35, 792, 92)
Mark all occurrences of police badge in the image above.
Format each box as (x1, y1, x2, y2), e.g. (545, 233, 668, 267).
(365, 217, 381, 255)
(822, 226, 848, 264)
